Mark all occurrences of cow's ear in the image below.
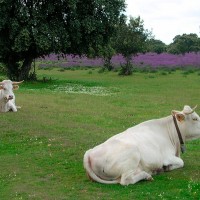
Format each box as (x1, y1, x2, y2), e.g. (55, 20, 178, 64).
(172, 110, 185, 122)
(13, 85, 19, 90)
(175, 113, 185, 122)
(0, 85, 3, 90)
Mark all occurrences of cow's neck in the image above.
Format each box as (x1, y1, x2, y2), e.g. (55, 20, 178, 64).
(161, 116, 186, 155)
(172, 115, 186, 153)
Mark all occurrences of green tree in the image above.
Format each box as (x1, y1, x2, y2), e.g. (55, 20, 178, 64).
(146, 39, 167, 54)
(87, 44, 116, 71)
(88, 14, 126, 71)
(113, 16, 150, 75)
(167, 33, 200, 54)
(0, 0, 125, 80)
(99, 44, 116, 71)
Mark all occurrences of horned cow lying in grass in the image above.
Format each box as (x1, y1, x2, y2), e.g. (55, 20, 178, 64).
(0, 80, 23, 112)
(84, 105, 200, 185)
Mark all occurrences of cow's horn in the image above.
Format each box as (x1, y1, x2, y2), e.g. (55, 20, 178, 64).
(12, 80, 24, 85)
(184, 105, 197, 115)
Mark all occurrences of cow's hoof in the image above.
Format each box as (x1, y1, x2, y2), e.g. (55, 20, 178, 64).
(147, 176, 154, 181)
(163, 164, 172, 172)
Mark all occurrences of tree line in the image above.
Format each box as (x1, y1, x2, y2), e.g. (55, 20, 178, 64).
(0, 0, 200, 80)
(147, 33, 200, 55)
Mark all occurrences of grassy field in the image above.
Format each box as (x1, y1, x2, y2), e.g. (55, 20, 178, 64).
(0, 68, 200, 200)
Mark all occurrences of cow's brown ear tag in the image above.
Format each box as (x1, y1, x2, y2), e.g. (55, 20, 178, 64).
(176, 113, 185, 122)
(13, 85, 19, 90)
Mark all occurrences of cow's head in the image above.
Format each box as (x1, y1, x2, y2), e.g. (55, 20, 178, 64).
(172, 105, 200, 140)
(0, 80, 23, 102)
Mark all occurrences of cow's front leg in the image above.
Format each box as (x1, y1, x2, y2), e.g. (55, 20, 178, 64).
(8, 102, 17, 112)
(163, 157, 184, 172)
(120, 170, 153, 186)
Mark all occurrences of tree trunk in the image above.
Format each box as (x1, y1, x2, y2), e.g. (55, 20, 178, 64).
(103, 56, 113, 71)
(125, 56, 132, 75)
(6, 55, 34, 81)
(6, 56, 20, 81)
(18, 57, 34, 81)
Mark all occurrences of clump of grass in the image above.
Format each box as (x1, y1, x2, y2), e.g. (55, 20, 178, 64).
(58, 68, 65, 72)
(147, 74, 156, 78)
(182, 68, 195, 76)
(160, 71, 168, 76)
(98, 68, 105, 73)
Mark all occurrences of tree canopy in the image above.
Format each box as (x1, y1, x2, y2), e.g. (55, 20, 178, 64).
(0, 0, 125, 80)
(114, 16, 149, 57)
(146, 39, 167, 54)
(113, 16, 150, 75)
(167, 33, 200, 54)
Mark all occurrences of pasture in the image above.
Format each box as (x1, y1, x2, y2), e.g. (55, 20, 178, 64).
(0, 68, 200, 199)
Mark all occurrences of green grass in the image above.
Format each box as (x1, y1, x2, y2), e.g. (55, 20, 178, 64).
(0, 68, 200, 200)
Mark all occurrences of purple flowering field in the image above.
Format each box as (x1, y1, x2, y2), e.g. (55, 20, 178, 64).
(38, 52, 200, 69)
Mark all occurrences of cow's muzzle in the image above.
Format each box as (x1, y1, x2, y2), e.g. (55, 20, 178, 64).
(4, 95, 13, 101)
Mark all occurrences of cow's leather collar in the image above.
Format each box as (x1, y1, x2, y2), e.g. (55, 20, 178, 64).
(172, 115, 186, 153)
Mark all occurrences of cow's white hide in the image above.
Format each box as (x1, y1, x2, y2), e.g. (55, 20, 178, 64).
(83, 105, 200, 185)
(0, 80, 23, 112)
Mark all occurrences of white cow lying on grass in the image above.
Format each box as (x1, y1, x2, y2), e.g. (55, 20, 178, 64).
(0, 80, 23, 112)
(84, 105, 200, 185)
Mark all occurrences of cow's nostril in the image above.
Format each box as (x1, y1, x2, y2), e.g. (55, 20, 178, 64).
(8, 95, 13, 99)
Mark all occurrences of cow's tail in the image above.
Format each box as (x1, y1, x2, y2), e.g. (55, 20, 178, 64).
(83, 150, 119, 184)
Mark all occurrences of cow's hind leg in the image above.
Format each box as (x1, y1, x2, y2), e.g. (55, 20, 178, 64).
(120, 170, 153, 186)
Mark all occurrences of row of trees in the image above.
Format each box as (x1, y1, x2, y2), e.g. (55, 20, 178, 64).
(94, 21, 200, 75)
(146, 33, 200, 55)
(0, 0, 200, 80)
